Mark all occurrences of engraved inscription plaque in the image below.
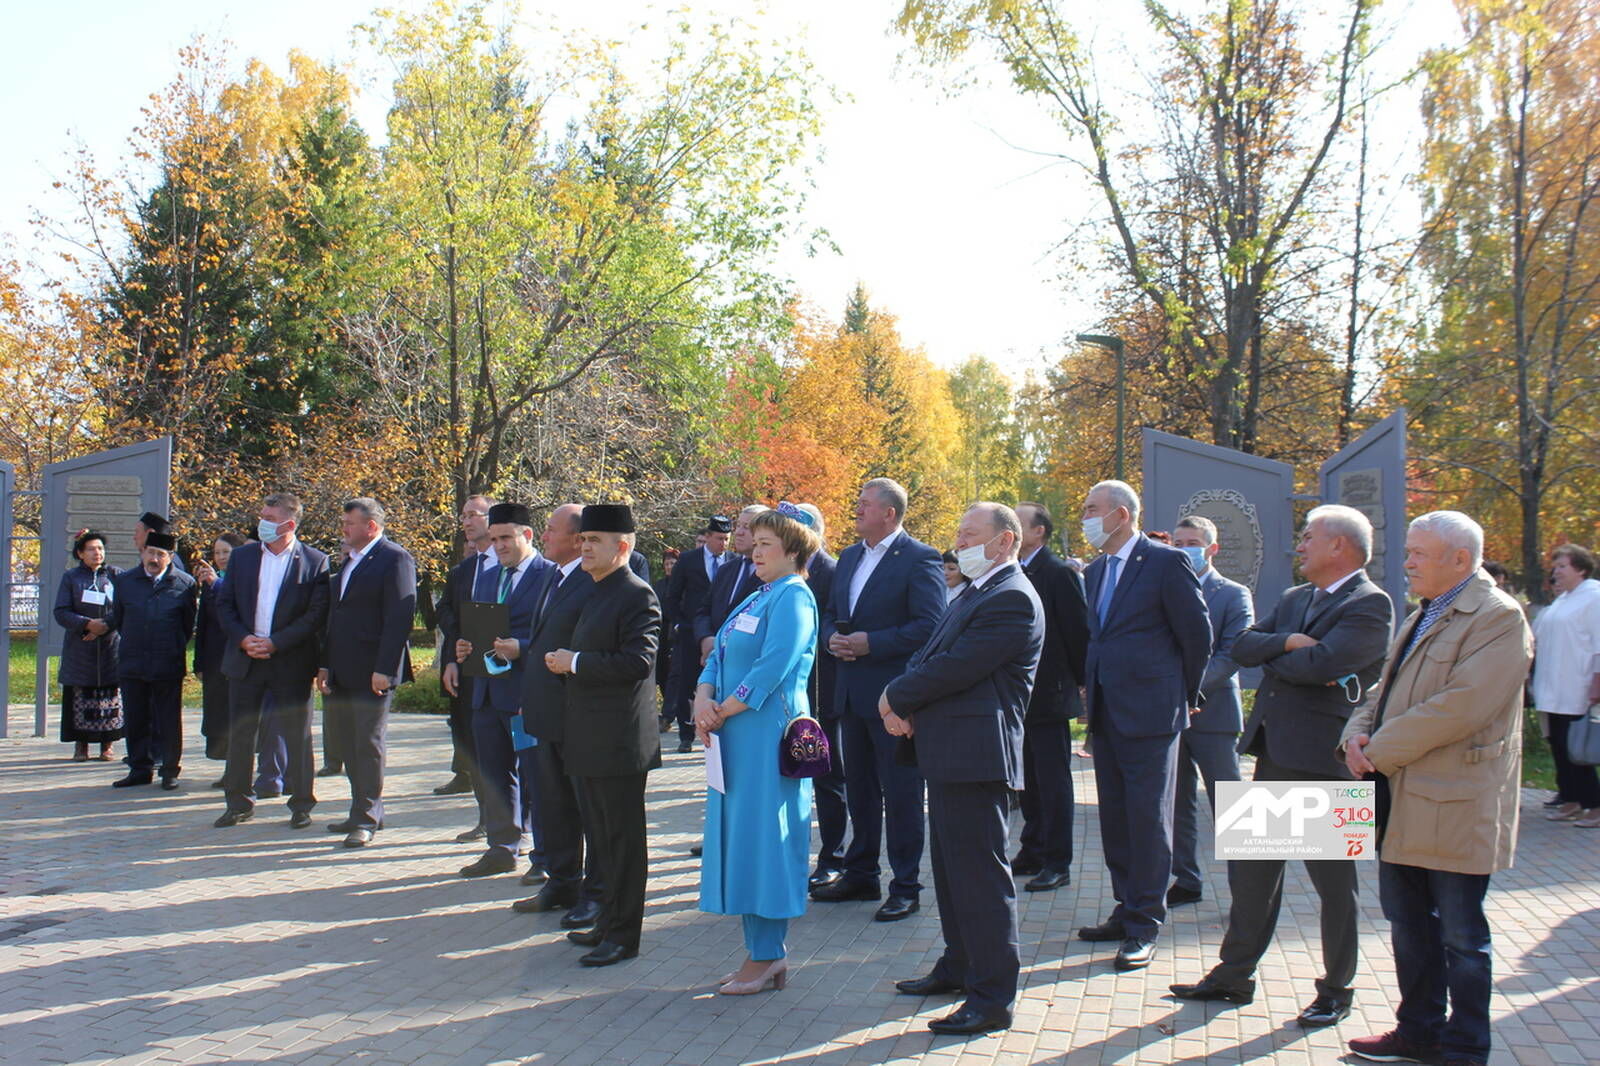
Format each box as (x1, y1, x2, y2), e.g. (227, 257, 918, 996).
(1179, 488, 1265, 594)
(1335, 467, 1387, 584)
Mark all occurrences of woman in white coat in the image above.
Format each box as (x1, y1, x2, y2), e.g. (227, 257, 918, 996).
(1531, 544, 1600, 827)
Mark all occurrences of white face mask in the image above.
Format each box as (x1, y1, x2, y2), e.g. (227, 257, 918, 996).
(955, 536, 998, 580)
(1082, 512, 1123, 551)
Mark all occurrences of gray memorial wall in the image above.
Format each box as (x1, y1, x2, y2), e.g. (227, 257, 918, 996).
(1320, 409, 1409, 619)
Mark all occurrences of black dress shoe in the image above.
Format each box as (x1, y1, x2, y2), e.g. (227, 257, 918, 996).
(809, 878, 881, 903)
(520, 866, 549, 887)
(288, 811, 313, 830)
(1169, 975, 1254, 1004)
(676, 742, 694, 754)
(327, 819, 384, 834)
(927, 1005, 1011, 1036)
(1297, 992, 1353, 1028)
(579, 942, 637, 967)
(560, 900, 602, 928)
(1077, 919, 1126, 942)
(809, 868, 844, 889)
(460, 849, 517, 878)
(1009, 853, 1042, 878)
(1115, 937, 1157, 971)
(895, 974, 964, 996)
(689, 844, 702, 857)
(1025, 869, 1071, 892)
(512, 888, 578, 914)
(214, 808, 254, 828)
(433, 775, 474, 796)
(343, 828, 374, 848)
(566, 928, 604, 948)
(874, 896, 920, 922)
(1167, 884, 1204, 906)
(314, 765, 343, 778)
(455, 824, 487, 843)
(113, 773, 153, 788)
(159, 778, 180, 791)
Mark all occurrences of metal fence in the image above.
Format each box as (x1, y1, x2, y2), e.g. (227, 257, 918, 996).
(7, 582, 40, 630)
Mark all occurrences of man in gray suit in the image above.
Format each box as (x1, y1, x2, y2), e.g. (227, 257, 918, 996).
(1167, 514, 1253, 905)
(1171, 504, 1393, 1028)
(884, 503, 1044, 1036)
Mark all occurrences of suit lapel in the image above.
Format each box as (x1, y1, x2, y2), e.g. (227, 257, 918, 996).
(1101, 537, 1149, 628)
(1305, 574, 1360, 630)
(341, 540, 380, 600)
(852, 533, 905, 609)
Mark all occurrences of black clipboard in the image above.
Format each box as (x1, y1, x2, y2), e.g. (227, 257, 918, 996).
(459, 601, 512, 678)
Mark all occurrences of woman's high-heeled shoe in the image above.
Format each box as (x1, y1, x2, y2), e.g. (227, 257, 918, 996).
(718, 959, 788, 995)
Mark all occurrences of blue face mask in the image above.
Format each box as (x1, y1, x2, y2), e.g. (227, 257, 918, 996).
(257, 518, 283, 542)
(1180, 545, 1208, 573)
(483, 651, 512, 676)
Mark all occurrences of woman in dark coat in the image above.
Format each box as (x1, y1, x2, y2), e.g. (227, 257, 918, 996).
(193, 533, 247, 763)
(54, 530, 122, 760)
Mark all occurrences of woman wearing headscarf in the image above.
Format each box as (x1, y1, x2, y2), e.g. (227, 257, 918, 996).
(54, 530, 122, 761)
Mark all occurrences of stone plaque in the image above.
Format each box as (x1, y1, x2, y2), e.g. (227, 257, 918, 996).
(1320, 411, 1407, 626)
(1335, 467, 1386, 584)
(66, 475, 144, 495)
(1179, 488, 1265, 593)
(67, 492, 143, 514)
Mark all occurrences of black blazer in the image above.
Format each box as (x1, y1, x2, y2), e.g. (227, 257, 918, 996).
(1022, 545, 1090, 724)
(1233, 571, 1394, 778)
(109, 566, 198, 682)
(664, 545, 718, 646)
(216, 540, 331, 686)
(520, 563, 595, 741)
(694, 554, 762, 643)
(562, 567, 663, 777)
(805, 549, 838, 720)
(323, 536, 417, 690)
(884, 563, 1045, 787)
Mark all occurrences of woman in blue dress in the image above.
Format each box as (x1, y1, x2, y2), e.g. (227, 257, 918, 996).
(694, 502, 821, 995)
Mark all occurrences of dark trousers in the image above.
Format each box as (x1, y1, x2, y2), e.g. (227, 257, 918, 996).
(812, 712, 847, 873)
(199, 672, 231, 760)
(471, 709, 523, 851)
(536, 741, 603, 901)
(839, 708, 925, 898)
(581, 772, 649, 952)
(1091, 709, 1179, 940)
(1017, 719, 1075, 872)
(224, 682, 317, 816)
(447, 691, 476, 780)
(927, 780, 1019, 1015)
(667, 632, 699, 745)
(121, 678, 183, 779)
(254, 698, 288, 793)
(1212, 754, 1358, 992)
(320, 694, 344, 771)
(326, 687, 390, 828)
(1172, 729, 1242, 892)
(1380, 860, 1493, 1063)
(1549, 713, 1600, 808)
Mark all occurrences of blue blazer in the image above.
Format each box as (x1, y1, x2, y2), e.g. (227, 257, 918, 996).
(469, 555, 552, 713)
(1190, 566, 1254, 734)
(215, 540, 331, 686)
(822, 531, 945, 717)
(884, 563, 1044, 787)
(664, 545, 718, 647)
(324, 536, 418, 690)
(1082, 533, 1212, 737)
(695, 555, 762, 643)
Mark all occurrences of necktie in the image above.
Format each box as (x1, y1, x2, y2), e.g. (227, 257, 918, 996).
(1097, 555, 1121, 627)
(710, 552, 721, 578)
(540, 567, 566, 618)
(497, 566, 514, 604)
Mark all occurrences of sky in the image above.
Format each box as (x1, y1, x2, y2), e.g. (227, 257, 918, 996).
(0, 0, 1458, 379)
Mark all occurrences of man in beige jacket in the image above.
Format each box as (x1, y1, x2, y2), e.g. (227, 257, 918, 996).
(1340, 511, 1532, 1066)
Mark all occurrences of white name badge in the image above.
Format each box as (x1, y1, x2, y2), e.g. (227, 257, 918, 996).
(81, 590, 108, 606)
(732, 612, 760, 634)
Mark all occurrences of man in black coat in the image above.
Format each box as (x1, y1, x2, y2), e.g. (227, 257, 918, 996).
(317, 498, 417, 848)
(662, 515, 730, 753)
(798, 503, 846, 887)
(213, 493, 331, 829)
(435, 495, 497, 809)
(1171, 504, 1393, 1027)
(513, 504, 604, 923)
(544, 504, 662, 967)
(1012, 502, 1090, 893)
(688, 506, 764, 753)
(108, 531, 198, 789)
(884, 503, 1045, 1036)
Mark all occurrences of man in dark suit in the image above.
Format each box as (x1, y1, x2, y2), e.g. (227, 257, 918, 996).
(690, 507, 765, 747)
(813, 478, 945, 922)
(1171, 504, 1393, 1027)
(885, 503, 1045, 1036)
(434, 495, 496, 809)
(449, 503, 550, 878)
(798, 503, 847, 888)
(1077, 479, 1211, 971)
(1167, 514, 1253, 905)
(317, 497, 417, 848)
(1012, 501, 1090, 893)
(213, 493, 331, 830)
(514, 504, 605, 921)
(544, 504, 662, 967)
(109, 531, 198, 789)
(662, 516, 729, 753)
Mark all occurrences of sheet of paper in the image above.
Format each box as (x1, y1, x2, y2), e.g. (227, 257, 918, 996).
(705, 733, 725, 794)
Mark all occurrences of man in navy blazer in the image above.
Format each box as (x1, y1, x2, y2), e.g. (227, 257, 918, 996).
(1077, 480, 1211, 971)
(662, 515, 730, 753)
(317, 497, 417, 847)
(450, 503, 550, 878)
(813, 478, 945, 922)
(798, 503, 846, 887)
(434, 495, 497, 808)
(1167, 514, 1253, 905)
(213, 493, 331, 829)
(884, 503, 1045, 1036)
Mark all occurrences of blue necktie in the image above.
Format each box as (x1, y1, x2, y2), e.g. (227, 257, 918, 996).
(1097, 555, 1121, 627)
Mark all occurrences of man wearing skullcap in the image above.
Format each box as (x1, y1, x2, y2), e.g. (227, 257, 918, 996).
(108, 529, 198, 789)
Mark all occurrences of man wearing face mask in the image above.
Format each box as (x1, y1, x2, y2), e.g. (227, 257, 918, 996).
(1171, 504, 1392, 1028)
(1166, 514, 1253, 907)
(882, 503, 1044, 1035)
(1076, 480, 1211, 972)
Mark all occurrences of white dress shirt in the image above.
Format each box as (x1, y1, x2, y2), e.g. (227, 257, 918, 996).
(847, 527, 905, 616)
(340, 539, 376, 599)
(253, 540, 295, 637)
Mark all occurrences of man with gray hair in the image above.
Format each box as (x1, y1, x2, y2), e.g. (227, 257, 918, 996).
(1341, 511, 1530, 1066)
(1172, 503, 1392, 1026)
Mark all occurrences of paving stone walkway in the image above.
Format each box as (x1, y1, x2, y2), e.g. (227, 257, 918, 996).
(2, 708, 1596, 1064)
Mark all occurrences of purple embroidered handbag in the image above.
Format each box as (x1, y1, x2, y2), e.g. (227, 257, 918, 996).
(779, 710, 831, 779)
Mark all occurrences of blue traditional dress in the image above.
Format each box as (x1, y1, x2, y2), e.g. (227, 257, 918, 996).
(699, 573, 818, 926)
